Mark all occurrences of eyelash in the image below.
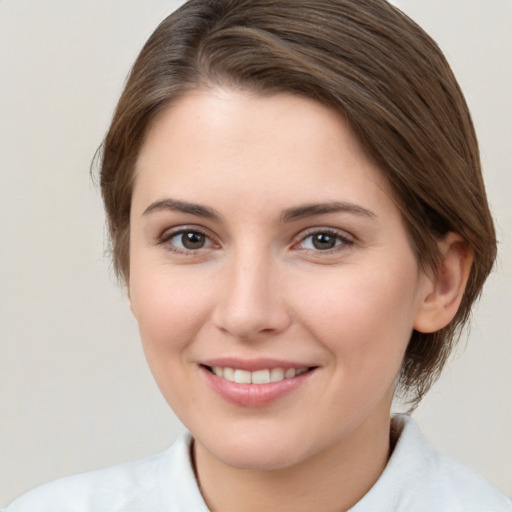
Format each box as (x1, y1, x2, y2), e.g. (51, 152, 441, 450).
(293, 228, 354, 253)
(158, 227, 214, 255)
(158, 227, 354, 255)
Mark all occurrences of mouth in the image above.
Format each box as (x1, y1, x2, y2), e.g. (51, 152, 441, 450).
(199, 358, 319, 406)
(203, 365, 313, 384)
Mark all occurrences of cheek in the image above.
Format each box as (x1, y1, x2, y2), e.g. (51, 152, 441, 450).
(295, 262, 419, 366)
(128, 264, 217, 411)
(129, 263, 213, 356)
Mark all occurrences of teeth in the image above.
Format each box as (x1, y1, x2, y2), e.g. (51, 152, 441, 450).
(210, 366, 309, 384)
(251, 369, 270, 384)
(284, 368, 296, 379)
(223, 367, 235, 382)
(234, 369, 252, 384)
(270, 368, 284, 382)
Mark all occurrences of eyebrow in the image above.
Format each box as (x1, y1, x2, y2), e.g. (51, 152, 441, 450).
(142, 198, 376, 223)
(280, 201, 377, 223)
(143, 199, 221, 220)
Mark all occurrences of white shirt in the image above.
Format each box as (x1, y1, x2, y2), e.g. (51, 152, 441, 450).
(4, 416, 511, 511)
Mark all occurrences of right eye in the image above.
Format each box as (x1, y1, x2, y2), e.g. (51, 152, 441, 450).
(162, 229, 214, 254)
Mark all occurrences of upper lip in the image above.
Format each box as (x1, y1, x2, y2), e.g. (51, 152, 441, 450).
(200, 357, 315, 372)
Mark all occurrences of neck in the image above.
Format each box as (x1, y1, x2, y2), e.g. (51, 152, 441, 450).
(193, 413, 392, 512)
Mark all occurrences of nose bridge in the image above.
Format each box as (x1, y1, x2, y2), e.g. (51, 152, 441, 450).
(213, 242, 290, 339)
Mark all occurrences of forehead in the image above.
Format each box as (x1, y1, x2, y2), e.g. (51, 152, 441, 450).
(132, 88, 394, 218)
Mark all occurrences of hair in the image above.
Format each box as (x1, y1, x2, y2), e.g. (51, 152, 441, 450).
(97, 0, 497, 408)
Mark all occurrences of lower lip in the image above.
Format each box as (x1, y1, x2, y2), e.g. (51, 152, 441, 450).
(200, 366, 315, 407)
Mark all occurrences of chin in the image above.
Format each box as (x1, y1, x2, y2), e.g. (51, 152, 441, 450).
(195, 422, 319, 471)
(215, 444, 302, 471)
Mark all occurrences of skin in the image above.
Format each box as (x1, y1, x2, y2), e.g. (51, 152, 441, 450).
(129, 88, 470, 511)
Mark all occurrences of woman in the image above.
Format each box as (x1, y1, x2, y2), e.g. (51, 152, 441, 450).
(5, 0, 511, 510)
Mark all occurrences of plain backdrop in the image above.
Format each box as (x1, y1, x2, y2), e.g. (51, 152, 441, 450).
(1, 0, 511, 506)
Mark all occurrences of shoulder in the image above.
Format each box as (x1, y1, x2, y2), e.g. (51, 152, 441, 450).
(3, 451, 166, 512)
(424, 447, 512, 511)
(3, 433, 203, 512)
(352, 415, 512, 512)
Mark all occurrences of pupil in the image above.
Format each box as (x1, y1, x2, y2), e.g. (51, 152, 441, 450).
(312, 233, 336, 250)
(182, 231, 205, 249)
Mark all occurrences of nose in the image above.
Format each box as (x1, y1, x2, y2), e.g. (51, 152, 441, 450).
(211, 250, 292, 340)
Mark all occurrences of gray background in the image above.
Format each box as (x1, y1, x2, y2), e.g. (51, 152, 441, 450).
(1, 0, 511, 505)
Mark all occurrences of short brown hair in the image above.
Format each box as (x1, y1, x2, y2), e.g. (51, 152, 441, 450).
(97, 0, 496, 407)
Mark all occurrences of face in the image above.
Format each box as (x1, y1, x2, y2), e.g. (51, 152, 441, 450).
(129, 88, 432, 471)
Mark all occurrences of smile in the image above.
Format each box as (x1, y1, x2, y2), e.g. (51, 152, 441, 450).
(201, 363, 317, 407)
(207, 366, 310, 384)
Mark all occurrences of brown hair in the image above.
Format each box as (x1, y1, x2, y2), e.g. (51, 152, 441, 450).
(97, 0, 496, 407)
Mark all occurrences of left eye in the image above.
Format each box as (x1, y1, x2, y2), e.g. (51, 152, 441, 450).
(298, 231, 349, 251)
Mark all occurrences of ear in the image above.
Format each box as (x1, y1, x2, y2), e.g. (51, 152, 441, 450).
(126, 284, 135, 316)
(414, 233, 473, 333)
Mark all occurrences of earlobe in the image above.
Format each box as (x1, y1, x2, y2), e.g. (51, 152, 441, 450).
(414, 233, 473, 333)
